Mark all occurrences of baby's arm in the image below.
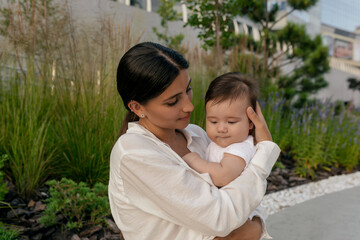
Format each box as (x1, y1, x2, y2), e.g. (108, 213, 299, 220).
(182, 152, 246, 187)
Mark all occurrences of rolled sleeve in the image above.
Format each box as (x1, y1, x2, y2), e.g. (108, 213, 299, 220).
(251, 141, 281, 178)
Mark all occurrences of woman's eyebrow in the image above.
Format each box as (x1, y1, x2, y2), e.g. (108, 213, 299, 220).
(164, 92, 181, 101)
(163, 78, 192, 101)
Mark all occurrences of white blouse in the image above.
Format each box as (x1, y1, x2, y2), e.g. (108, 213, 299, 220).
(108, 122, 280, 240)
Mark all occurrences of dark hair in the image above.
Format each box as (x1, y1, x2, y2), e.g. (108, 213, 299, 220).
(205, 72, 258, 111)
(117, 42, 189, 135)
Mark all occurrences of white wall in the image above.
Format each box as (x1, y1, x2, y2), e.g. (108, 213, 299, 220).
(316, 68, 360, 107)
(64, 0, 200, 48)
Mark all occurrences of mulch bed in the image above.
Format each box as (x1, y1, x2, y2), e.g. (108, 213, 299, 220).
(1, 182, 124, 240)
(1, 154, 359, 240)
(266, 152, 360, 194)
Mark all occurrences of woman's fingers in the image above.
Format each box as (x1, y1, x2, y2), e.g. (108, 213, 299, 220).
(247, 102, 272, 142)
(247, 106, 261, 128)
(255, 102, 265, 121)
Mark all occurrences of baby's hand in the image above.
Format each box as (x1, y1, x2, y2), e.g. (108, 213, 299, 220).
(182, 152, 200, 165)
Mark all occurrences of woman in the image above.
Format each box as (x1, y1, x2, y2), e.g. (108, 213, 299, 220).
(108, 42, 280, 240)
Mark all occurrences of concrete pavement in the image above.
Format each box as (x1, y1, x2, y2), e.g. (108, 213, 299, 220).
(265, 186, 360, 240)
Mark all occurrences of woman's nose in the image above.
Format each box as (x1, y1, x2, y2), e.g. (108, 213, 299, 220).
(183, 94, 194, 112)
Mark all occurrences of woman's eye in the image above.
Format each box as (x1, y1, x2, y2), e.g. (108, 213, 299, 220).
(167, 100, 178, 106)
(186, 86, 192, 93)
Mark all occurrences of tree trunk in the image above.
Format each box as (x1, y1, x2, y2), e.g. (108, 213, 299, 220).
(263, 0, 269, 75)
(215, 0, 222, 73)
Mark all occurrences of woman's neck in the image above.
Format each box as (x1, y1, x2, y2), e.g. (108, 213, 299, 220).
(138, 121, 189, 156)
(138, 120, 177, 145)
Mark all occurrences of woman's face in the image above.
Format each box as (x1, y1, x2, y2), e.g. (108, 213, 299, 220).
(139, 69, 194, 135)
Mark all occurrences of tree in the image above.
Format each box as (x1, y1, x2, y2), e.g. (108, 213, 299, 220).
(184, 0, 244, 71)
(234, 0, 329, 105)
(347, 77, 360, 103)
(152, 0, 186, 55)
(276, 23, 329, 105)
(182, 0, 329, 104)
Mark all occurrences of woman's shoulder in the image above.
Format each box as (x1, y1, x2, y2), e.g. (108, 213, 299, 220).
(115, 122, 160, 147)
(115, 131, 159, 151)
(111, 132, 166, 166)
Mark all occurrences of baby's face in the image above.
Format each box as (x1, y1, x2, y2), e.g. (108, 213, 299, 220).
(205, 98, 253, 148)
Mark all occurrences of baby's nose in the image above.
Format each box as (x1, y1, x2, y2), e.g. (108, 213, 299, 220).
(217, 123, 227, 133)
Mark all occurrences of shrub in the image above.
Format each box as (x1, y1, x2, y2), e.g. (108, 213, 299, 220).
(0, 223, 20, 240)
(0, 155, 18, 240)
(39, 178, 110, 230)
(0, 155, 8, 201)
(0, 78, 56, 200)
(262, 94, 360, 178)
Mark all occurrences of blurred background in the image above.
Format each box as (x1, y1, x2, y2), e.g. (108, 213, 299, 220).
(0, 0, 359, 239)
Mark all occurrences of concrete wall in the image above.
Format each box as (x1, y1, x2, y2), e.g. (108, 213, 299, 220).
(65, 0, 200, 49)
(316, 68, 360, 107)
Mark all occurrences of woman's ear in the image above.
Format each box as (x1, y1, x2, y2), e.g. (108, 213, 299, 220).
(128, 101, 144, 118)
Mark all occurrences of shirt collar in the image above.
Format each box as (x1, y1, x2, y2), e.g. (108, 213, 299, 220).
(179, 125, 201, 147)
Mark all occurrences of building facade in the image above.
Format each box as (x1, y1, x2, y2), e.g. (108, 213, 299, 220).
(114, 0, 360, 106)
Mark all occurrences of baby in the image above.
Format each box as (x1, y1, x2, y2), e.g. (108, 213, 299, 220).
(183, 72, 257, 187)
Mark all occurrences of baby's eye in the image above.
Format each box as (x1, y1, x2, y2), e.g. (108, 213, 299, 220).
(210, 121, 217, 124)
(228, 121, 237, 124)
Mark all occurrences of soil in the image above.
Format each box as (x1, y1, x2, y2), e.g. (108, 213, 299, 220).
(1, 153, 359, 240)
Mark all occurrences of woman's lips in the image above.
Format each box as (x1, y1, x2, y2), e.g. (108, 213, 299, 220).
(180, 114, 191, 121)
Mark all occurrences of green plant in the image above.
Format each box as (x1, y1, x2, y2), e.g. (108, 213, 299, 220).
(260, 93, 292, 151)
(0, 155, 9, 201)
(40, 178, 110, 230)
(53, 86, 124, 185)
(185, 0, 241, 72)
(234, 0, 329, 105)
(286, 101, 359, 178)
(0, 0, 70, 78)
(46, 10, 135, 186)
(0, 1, 140, 191)
(261, 92, 360, 178)
(347, 77, 360, 104)
(0, 223, 20, 240)
(0, 157, 18, 240)
(188, 70, 208, 129)
(1, 77, 56, 200)
(153, 0, 186, 55)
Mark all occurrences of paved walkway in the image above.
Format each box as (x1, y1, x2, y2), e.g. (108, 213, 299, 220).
(265, 185, 360, 240)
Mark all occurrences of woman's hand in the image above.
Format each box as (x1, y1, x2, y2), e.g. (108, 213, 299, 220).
(247, 102, 272, 143)
(213, 217, 262, 240)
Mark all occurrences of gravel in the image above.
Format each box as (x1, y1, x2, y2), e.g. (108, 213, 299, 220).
(261, 171, 360, 215)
